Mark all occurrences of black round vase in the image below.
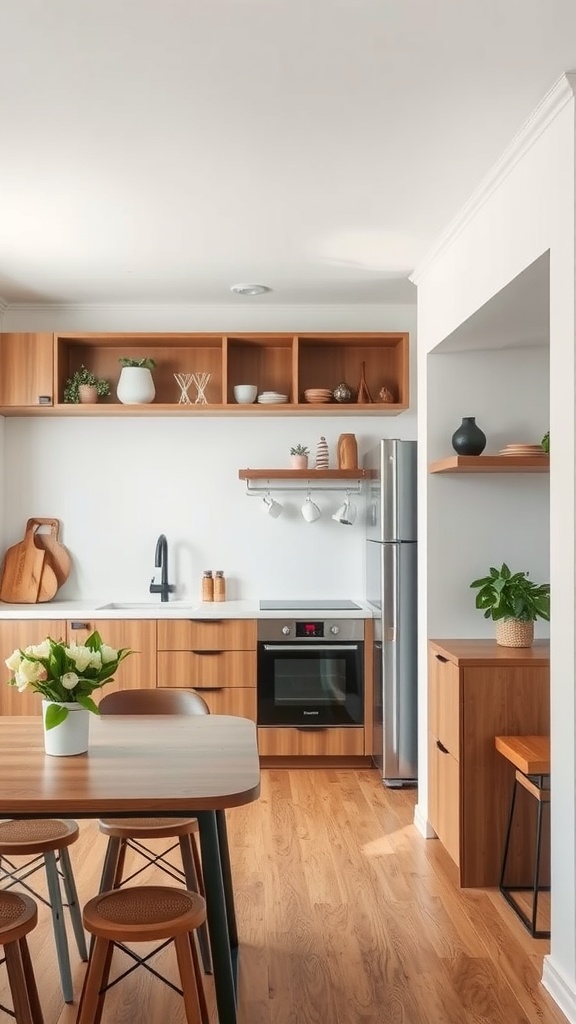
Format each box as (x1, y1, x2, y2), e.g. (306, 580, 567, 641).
(451, 416, 486, 456)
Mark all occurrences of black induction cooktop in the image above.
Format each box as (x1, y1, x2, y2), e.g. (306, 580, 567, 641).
(259, 599, 362, 611)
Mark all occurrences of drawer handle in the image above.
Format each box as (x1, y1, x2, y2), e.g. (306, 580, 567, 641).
(189, 619, 224, 624)
(191, 650, 222, 655)
(296, 727, 327, 732)
(436, 739, 449, 754)
(70, 621, 91, 630)
(435, 654, 449, 663)
(196, 686, 224, 692)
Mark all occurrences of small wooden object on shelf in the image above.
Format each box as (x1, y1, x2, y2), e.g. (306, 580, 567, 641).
(356, 361, 372, 404)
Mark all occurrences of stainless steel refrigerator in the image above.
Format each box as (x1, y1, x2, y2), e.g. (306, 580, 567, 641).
(364, 439, 417, 785)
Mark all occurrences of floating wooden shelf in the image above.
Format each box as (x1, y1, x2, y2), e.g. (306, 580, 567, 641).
(238, 469, 372, 480)
(429, 455, 549, 474)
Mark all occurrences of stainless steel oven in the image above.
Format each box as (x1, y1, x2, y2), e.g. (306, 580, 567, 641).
(257, 619, 364, 727)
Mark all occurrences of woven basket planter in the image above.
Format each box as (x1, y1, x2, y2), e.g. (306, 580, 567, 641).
(495, 618, 534, 648)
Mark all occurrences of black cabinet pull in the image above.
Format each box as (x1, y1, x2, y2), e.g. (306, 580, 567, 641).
(436, 739, 449, 754)
(70, 621, 90, 630)
(191, 650, 222, 655)
(435, 654, 448, 663)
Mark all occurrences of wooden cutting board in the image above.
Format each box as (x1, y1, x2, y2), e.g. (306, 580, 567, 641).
(0, 524, 49, 603)
(26, 518, 72, 589)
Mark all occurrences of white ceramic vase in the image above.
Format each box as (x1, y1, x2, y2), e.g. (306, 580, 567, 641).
(42, 700, 90, 756)
(116, 367, 155, 404)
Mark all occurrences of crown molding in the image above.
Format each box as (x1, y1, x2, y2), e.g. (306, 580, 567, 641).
(411, 71, 576, 286)
(1, 301, 414, 315)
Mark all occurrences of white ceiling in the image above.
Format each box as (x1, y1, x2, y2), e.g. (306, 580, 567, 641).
(2, 1, 576, 308)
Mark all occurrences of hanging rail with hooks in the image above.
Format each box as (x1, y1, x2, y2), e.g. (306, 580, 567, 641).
(238, 468, 371, 495)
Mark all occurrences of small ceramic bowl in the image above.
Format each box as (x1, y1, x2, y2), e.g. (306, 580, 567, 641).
(233, 384, 258, 404)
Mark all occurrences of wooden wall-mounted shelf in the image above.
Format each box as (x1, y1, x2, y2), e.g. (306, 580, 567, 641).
(238, 469, 372, 480)
(429, 455, 549, 474)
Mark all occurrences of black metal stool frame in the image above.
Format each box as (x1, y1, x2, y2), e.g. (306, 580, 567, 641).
(499, 770, 551, 939)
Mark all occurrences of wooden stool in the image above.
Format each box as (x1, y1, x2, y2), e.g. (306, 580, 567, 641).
(97, 688, 212, 974)
(495, 735, 551, 938)
(77, 885, 209, 1024)
(0, 891, 43, 1024)
(0, 819, 88, 1002)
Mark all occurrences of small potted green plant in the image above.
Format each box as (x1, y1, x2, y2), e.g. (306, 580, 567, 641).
(63, 366, 111, 404)
(470, 562, 550, 648)
(290, 444, 309, 469)
(117, 357, 157, 404)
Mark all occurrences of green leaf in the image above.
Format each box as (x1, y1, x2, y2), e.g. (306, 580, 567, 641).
(44, 703, 69, 730)
(75, 694, 99, 715)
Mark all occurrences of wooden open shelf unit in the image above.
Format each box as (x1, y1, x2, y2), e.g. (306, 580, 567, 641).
(429, 455, 549, 474)
(0, 331, 410, 415)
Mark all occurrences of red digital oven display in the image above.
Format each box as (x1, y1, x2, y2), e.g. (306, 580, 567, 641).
(295, 621, 324, 638)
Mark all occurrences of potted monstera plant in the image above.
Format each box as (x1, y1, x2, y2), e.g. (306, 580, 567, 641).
(116, 357, 157, 404)
(470, 562, 550, 648)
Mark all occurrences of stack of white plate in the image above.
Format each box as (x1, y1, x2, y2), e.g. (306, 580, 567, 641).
(304, 388, 333, 403)
(497, 443, 546, 456)
(257, 391, 288, 404)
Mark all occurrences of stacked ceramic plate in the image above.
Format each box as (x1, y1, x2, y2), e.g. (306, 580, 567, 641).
(257, 391, 288, 404)
(497, 443, 546, 456)
(304, 388, 333, 403)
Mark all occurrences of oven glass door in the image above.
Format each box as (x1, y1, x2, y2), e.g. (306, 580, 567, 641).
(257, 643, 364, 726)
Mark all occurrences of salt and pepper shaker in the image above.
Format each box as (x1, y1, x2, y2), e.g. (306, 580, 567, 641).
(214, 570, 226, 602)
(201, 570, 214, 602)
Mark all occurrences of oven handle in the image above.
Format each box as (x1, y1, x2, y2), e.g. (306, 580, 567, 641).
(262, 644, 360, 652)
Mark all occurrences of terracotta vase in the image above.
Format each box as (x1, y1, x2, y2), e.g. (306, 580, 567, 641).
(291, 455, 308, 469)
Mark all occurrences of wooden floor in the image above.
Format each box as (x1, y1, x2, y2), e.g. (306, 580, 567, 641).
(0, 768, 567, 1024)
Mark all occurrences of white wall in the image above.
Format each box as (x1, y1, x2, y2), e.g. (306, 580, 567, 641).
(427, 346, 550, 638)
(1, 304, 417, 603)
(414, 74, 576, 1021)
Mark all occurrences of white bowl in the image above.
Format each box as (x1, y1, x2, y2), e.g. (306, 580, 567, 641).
(233, 384, 258, 404)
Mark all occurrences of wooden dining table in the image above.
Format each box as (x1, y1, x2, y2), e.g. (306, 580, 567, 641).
(0, 713, 261, 1024)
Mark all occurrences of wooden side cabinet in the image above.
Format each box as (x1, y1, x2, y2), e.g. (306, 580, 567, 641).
(0, 333, 54, 407)
(428, 638, 550, 887)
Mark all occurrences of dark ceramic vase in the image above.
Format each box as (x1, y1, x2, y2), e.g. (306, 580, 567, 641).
(451, 416, 486, 456)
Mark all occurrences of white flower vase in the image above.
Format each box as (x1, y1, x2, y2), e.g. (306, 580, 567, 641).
(42, 700, 90, 756)
(116, 367, 155, 404)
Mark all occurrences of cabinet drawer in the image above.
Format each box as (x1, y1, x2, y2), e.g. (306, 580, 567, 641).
(192, 687, 256, 721)
(428, 650, 460, 759)
(257, 727, 364, 757)
(157, 619, 256, 651)
(428, 730, 460, 867)
(157, 650, 255, 688)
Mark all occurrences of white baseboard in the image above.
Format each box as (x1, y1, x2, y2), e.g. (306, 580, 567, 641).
(413, 802, 437, 838)
(542, 955, 576, 1023)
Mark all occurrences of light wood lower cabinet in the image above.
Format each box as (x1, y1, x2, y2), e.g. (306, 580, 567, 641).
(157, 619, 256, 720)
(428, 639, 550, 887)
(0, 620, 67, 715)
(67, 619, 157, 694)
(196, 688, 256, 719)
(258, 727, 364, 757)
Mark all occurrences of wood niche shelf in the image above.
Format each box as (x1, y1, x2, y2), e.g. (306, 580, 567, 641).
(429, 455, 549, 474)
(238, 469, 372, 480)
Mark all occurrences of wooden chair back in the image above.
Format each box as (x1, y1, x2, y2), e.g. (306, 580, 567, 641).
(99, 687, 210, 716)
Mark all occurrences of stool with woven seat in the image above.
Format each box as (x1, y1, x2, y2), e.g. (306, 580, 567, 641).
(0, 818, 88, 1003)
(77, 885, 209, 1024)
(495, 735, 551, 939)
(0, 891, 43, 1024)
(97, 688, 212, 973)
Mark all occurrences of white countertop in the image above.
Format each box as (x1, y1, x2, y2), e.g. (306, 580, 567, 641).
(0, 598, 374, 620)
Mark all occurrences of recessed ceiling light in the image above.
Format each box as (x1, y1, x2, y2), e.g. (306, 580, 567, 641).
(230, 283, 271, 296)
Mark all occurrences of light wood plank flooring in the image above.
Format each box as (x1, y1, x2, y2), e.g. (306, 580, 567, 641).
(0, 768, 567, 1024)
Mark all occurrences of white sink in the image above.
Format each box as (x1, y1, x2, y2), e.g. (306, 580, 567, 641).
(97, 601, 200, 611)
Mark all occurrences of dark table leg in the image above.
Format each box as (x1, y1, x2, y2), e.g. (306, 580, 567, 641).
(216, 809, 238, 950)
(196, 810, 237, 1024)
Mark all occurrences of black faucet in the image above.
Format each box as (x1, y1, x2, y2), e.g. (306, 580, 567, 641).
(149, 534, 176, 602)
